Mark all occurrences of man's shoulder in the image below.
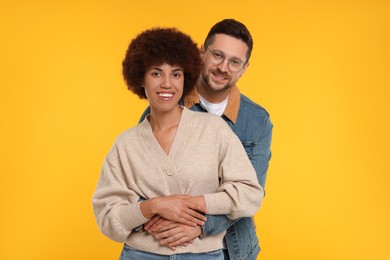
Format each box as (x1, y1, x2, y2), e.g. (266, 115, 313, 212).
(239, 93, 270, 119)
(187, 107, 226, 124)
(186, 108, 232, 136)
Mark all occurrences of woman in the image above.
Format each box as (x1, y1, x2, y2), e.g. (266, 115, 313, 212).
(92, 27, 263, 259)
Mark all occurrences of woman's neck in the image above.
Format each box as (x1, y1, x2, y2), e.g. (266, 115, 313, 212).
(148, 105, 182, 131)
(148, 105, 183, 155)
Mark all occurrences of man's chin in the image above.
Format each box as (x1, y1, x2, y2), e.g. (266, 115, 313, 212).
(209, 82, 231, 92)
(202, 75, 231, 92)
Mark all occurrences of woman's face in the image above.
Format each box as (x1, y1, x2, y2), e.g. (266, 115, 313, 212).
(143, 63, 184, 114)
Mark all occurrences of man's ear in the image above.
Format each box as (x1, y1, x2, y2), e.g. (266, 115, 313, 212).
(200, 45, 206, 53)
(240, 62, 250, 77)
(200, 45, 207, 63)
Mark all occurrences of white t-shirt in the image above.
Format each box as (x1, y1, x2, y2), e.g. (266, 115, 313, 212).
(199, 94, 229, 116)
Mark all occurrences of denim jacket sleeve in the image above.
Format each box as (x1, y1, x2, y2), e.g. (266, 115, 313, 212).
(202, 114, 273, 236)
(249, 115, 273, 190)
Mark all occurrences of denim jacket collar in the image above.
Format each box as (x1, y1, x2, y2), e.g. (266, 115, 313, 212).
(184, 85, 241, 124)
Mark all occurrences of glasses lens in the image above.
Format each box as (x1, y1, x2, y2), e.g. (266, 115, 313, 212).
(229, 60, 243, 71)
(210, 51, 223, 63)
(208, 49, 244, 71)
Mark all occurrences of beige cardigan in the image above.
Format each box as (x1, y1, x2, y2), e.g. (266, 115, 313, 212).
(92, 108, 263, 255)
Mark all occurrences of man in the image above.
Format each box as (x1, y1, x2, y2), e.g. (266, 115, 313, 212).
(140, 19, 272, 259)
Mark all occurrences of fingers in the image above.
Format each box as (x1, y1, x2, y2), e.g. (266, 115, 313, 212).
(154, 225, 201, 246)
(181, 241, 193, 247)
(159, 230, 186, 246)
(181, 208, 206, 226)
(168, 209, 204, 226)
(176, 217, 203, 227)
(168, 238, 193, 247)
(155, 195, 206, 226)
(167, 241, 191, 251)
(167, 226, 200, 247)
(185, 201, 206, 214)
(145, 217, 179, 232)
(147, 217, 168, 231)
(144, 215, 162, 231)
(155, 222, 178, 232)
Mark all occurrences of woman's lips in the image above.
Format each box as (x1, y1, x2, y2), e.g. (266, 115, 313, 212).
(157, 92, 174, 100)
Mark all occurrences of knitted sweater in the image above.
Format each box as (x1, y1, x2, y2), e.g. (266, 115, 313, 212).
(92, 108, 263, 255)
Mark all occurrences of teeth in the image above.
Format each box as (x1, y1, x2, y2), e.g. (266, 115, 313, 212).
(212, 72, 228, 80)
(158, 93, 173, 98)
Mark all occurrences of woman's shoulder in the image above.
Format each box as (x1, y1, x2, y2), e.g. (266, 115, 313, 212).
(111, 124, 143, 147)
(105, 125, 142, 160)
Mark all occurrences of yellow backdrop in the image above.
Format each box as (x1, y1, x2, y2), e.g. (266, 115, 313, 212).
(1, 0, 389, 259)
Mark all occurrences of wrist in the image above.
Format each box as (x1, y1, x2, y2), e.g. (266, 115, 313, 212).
(140, 197, 158, 219)
(189, 195, 207, 213)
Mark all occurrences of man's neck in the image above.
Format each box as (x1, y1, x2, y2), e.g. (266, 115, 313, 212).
(196, 82, 230, 104)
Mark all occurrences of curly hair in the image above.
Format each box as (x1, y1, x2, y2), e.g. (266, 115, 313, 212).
(122, 27, 201, 99)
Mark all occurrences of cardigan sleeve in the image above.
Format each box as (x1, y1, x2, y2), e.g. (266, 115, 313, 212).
(202, 123, 264, 219)
(92, 148, 149, 242)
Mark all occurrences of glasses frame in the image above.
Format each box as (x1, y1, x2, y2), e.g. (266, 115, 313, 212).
(205, 47, 247, 72)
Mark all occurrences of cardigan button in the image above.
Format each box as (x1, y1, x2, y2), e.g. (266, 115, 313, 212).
(166, 167, 174, 176)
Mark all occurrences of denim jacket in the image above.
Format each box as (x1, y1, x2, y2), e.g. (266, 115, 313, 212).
(139, 86, 273, 260)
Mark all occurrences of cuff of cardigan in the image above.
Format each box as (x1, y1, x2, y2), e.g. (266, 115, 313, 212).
(203, 192, 232, 216)
(118, 202, 150, 231)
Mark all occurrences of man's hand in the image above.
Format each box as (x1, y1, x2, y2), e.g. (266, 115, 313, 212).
(146, 217, 202, 251)
(144, 215, 172, 232)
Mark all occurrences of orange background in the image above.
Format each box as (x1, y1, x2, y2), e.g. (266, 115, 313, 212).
(1, 1, 389, 259)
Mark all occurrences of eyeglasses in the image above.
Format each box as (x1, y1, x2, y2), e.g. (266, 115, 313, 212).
(205, 48, 246, 72)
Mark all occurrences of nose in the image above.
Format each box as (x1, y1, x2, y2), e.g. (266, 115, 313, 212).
(217, 58, 229, 72)
(161, 74, 172, 89)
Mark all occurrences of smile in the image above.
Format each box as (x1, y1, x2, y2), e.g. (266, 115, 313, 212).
(157, 92, 174, 99)
(211, 71, 229, 81)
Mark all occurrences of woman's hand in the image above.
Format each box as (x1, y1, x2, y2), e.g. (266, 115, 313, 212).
(144, 215, 168, 232)
(141, 195, 206, 227)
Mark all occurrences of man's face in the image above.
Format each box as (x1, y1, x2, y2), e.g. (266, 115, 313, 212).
(200, 34, 249, 93)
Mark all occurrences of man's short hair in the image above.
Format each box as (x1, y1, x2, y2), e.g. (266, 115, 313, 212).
(204, 19, 253, 62)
